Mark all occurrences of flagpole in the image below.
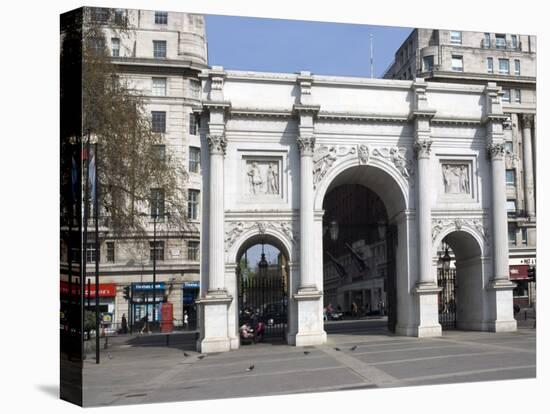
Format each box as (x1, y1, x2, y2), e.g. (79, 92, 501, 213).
(82, 130, 90, 362)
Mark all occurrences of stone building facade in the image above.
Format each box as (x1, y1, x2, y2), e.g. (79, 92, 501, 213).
(384, 29, 537, 306)
(60, 8, 207, 329)
(197, 67, 517, 353)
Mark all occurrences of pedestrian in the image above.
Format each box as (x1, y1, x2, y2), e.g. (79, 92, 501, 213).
(352, 301, 358, 317)
(140, 314, 150, 334)
(183, 310, 189, 330)
(121, 313, 128, 334)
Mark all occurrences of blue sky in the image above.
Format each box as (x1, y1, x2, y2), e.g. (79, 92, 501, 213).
(205, 14, 412, 78)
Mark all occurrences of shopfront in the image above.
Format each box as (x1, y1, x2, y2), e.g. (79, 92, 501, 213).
(182, 281, 199, 328)
(60, 281, 117, 329)
(509, 262, 532, 307)
(131, 282, 165, 323)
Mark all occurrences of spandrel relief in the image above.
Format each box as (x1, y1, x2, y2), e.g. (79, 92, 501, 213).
(245, 160, 281, 196)
(442, 164, 470, 194)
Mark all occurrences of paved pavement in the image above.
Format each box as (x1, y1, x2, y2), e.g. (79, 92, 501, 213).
(82, 319, 536, 407)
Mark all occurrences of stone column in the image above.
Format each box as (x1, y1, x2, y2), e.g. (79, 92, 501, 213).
(521, 114, 535, 219)
(487, 142, 509, 282)
(484, 82, 516, 332)
(297, 134, 316, 290)
(207, 134, 227, 292)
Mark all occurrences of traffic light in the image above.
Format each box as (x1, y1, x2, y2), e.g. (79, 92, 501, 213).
(528, 266, 536, 282)
(123, 286, 131, 300)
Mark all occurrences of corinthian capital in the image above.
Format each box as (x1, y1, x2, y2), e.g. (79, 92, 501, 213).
(413, 139, 433, 159)
(207, 134, 227, 155)
(297, 136, 316, 156)
(521, 114, 534, 129)
(487, 143, 505, 160)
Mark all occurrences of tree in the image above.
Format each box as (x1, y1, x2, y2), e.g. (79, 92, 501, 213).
(79, 7, 188, 236)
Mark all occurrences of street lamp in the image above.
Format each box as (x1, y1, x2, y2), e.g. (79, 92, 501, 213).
(442, 246, 452, 271)
(258, 241, 268, 277)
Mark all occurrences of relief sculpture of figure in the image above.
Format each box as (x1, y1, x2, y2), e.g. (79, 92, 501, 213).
(459, 165, 470, 194)
(247, 162, 264, 194)
(443, 165, 453, 193)
(389, 147, 410, 179)
(266, 163, 279, 194)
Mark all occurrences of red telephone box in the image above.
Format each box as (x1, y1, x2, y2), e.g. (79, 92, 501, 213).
(160, 302, 174, 333)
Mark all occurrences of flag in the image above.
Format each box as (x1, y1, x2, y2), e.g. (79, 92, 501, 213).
(88, 146, 96, 207)
(71, 154, 78, 197)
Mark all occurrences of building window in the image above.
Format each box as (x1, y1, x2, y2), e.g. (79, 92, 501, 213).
(154, 11, 168, 25)
(450, 31, 462, 44)
(149, 241, 165, 261)
(511, 35, 518, 49)
(151, 111, 166, 133)
(188, 241, 200, 261)
(91, 8, 109, 23)
(153, 40, 167, 58)
(506, 199, 517, 216)
(508, 225, 516, 246)
(506, 169, 516, 185)
(190, 80, 201, 97)
(484, 33, 491, 48)
(514, 89, 521, 104)
(188, 189, 199, 220)
(514, 59, 521, 75)
(111, 38, 120, 57)
(152, 77, 167, 96)
(451, 55, 463, 71)
(152, 144, 166, 162)
(423, 55, 434, 72)
(114, 9, 125, 25)
(502, 89, 511, 103)
(90, 38, 105, 54)
(150, 188, 165, 217)
(505, 141, 513, 153)
(189, 146, 201, 173)
(106, 242, 115, 263)
(189, 114, 198, 135)
(86, 242, 98, 263)
(498, 59, 509, 74)
(495, 34, 506, 49)
(521, 228, 528, 245)
(486, 57, 493, 73)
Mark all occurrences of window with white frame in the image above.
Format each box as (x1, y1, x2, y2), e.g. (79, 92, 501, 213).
(498, 58, 509, 74)
(188, 189, 199, 220)
(451, 55, 463, 71)
(423, 55, 434, 72)
(486, 57, 493, 73)
(514, 59, 521, 75)
(153, 40, 167, 58)
(152, 77, 167, 96)
(514, 89, 521, 103)
(450, 31, 462, 44)
(188, 241, 199, 261)
(521, 228, 528, 245)
(86, 242, 98, 263)
(506, 199, 517, 216)
(190, 80, 201, 98)
(508, 225, 516, 246)
(152, 144, 166, 162)
(505, 141, 513, 153)
(189, 146, 200, 173)
(150, 188, 165, 217)
(501, 89, 511, 103)
(189, 114, 198, 135)
(149, 241, 165, 261)
(484, 33, 491, 47)
(495, 34, 506, 48)
(506, 169, 516, 185)
(154, 11, 168, 25)
(106, 242, 115, 263)
(511, 35, 518, 49)
(151, 111, 166, 133)
(111, 38, 120, 57)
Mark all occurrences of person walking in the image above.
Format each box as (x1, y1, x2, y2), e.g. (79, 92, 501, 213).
(183, 310, 189, 330)
(121, 313, 128, 334)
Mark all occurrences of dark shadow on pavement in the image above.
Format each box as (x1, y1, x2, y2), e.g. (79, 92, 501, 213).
(36, 384, 59, 399)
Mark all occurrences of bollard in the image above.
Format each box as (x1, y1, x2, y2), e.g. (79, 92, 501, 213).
(166, 334, 170, 347)
(104, 336, 109, 350)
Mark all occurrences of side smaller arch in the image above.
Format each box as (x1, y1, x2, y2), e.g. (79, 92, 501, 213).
(431, 223, 488, 260)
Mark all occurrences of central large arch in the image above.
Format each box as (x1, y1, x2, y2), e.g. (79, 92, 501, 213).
(311, 158, 416, 337)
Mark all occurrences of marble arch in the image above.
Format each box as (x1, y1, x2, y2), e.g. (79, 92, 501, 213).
(196, 67, 517, 353)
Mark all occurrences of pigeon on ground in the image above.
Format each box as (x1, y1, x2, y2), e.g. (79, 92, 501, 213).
(108, 354, 113, 359)
(334, 347, 341, 351)
(197, 355, 206, 360)
(350, 345, 357, 351)
(304, 351, 310, 355)
(246, 365, 255, 371)
(183, 352, 190, 357)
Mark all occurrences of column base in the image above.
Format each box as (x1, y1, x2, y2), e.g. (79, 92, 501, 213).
(485, 279, 517, 333)
(293, 287, 326, 347)
(395, 324, 442, 337)
(413, 283, 442, 338)
(196, 292, 233, 353)
(295, 331, 327, 347)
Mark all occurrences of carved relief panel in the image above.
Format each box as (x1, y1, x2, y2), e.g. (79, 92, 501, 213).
(438, 157, 477, 203)
(241, 155, 285, 202)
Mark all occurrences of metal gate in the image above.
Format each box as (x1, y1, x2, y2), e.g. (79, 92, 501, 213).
(386, 225, 398, 333)
(437, 268, 457, 329)
(239, 267, 288, 341)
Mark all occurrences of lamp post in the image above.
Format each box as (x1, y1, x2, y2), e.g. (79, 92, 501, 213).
(442, 247, 452, 271)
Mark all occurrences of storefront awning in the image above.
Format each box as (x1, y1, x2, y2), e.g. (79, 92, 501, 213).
(509, 265, 529, 280)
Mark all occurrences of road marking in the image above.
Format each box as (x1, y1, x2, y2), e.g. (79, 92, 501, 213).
(317, 345, 401, 387)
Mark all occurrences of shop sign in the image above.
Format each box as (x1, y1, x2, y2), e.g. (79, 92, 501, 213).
(509, 265, 529, 280)
(509, 257, 536, 266)
(60, 281, 116, 297)
(182, 281, 200, 289)
(102, 313, 113, 324)
(132, 282, 165, 291)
